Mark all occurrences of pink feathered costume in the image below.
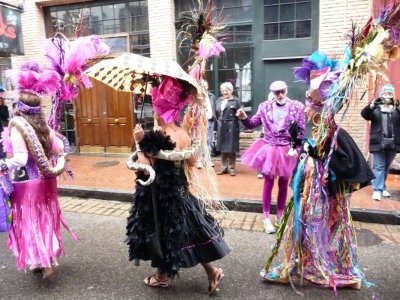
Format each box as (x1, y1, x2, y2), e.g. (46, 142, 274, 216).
(241, 98, 305, 220)
(5, 127, 77, 271)
(241, 99, 305, 177)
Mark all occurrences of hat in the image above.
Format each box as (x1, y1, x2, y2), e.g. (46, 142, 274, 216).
(308, 67, 339, 104)
(380, 84, 394, 96)
(269, 81, 287, 92)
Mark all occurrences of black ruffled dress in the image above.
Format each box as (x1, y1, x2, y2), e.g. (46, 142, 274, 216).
(126, 131, 230, 277)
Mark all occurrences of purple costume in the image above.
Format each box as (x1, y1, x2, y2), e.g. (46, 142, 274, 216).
(241, 99, 306, 178)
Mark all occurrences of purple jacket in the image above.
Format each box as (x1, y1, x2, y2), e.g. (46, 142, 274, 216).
(242, 99, 306, 146)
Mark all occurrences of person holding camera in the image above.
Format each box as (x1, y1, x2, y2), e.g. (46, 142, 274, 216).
(361, 83, 400, 201)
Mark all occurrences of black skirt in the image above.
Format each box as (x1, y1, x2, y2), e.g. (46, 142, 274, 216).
(126, 159, 230, 277)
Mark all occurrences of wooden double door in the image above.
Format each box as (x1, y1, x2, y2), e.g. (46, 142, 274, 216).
(75, 80, 134, 153)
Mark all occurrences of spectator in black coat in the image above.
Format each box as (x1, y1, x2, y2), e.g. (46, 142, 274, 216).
(361, 83, 400, 201)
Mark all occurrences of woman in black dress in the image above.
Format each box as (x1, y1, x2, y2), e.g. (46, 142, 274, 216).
(126, 78, 229, 294)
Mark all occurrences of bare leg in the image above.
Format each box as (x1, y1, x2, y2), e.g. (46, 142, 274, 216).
(202, 262, 224, 294)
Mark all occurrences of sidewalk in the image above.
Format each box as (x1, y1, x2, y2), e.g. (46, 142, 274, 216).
(58, 154, 400, 224)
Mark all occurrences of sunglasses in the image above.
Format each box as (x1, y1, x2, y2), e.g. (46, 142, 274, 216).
(273, 90, 286, 95)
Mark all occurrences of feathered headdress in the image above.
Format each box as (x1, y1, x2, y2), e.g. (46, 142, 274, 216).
(5, 61, 61, 96)
(176, 0, 226, 75)
(43, 34, 110, 131)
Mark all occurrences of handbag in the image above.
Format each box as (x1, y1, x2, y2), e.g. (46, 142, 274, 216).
(211, 133, 221, 157)
(382, 137, 395, 151)
(145, 184, 163, 259)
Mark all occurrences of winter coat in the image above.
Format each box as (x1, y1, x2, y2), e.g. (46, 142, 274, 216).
(361, 100, 400, 153)
(215, 96, 241, 153)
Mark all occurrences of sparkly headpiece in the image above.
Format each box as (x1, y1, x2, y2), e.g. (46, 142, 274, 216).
(17, 100, 42, 115)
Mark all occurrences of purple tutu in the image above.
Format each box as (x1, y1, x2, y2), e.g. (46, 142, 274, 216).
(241, 139, 297, 178)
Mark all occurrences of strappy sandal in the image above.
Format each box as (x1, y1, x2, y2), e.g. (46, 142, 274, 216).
(144, 274, 170, 288)
(260, 268, 289, 284)
(208, 268, 225, 295)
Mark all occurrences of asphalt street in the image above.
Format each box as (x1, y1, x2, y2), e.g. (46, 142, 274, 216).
(0, 212, 399, 300)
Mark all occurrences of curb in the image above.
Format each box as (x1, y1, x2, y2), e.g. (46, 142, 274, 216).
(58, 186, 400, 225)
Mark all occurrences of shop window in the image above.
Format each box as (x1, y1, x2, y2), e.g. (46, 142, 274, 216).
(175, 0, 253, 110)
(44, 1, 150, 56)
(264, 0, 311, 40)
(60, 102, 76, 152)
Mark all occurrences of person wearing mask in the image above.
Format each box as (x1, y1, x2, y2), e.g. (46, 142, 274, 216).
(236, 81, 305, 233)
(215, 82, 241, 176)
(361, 83, 400, 201)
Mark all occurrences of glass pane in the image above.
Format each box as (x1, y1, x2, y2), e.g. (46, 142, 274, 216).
(114, 3, 127, 19)
(296, 2, 311, 20)
(129, 1, 141, 17)
(264, 0, 278, 4)
(223, 26, 234, 43)
(280, 22, 295, 39)
(91, 6, 102, 22)
(295, 20, 311, 38)
(91, 21, 103, 35)
(264, 5, 278, 22)
(221, 7, 235, 23)
(280, 0, 295, 3)
(78, 21, 93, 36)
(131, 16, 149, 32)
(141, 0, 149, 15)
(218, 0, 233, 8)
(103, 20, 115, 34)
(235, 5, 253, 22)
(130, 34, 150, 47)
(280, 4, 295, 21)
(115, 18, 127, 32)
(235, 25, 252, 42)
(264, 23, 278, 40)
(102, 5, 114, 20)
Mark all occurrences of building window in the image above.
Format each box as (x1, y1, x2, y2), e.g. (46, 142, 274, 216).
(44, 0, 150, 56)
(175, 0, 253, 109)
(264, 0, 311, 40)
(60, 102, 76, 151)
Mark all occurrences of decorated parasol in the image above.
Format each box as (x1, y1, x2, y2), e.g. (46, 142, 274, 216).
(84, 52, 201, 93)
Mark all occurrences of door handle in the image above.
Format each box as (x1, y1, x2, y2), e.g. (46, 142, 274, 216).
(88, 118, 92, 123)
(114, 118, 119, 123)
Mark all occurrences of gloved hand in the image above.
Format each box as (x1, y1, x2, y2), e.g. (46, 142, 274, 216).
(307, 145, 319, 159)
(288, 121, 302, 147)
(373, 98, 382, 106)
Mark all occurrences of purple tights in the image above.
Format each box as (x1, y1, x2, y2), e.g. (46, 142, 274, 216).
(262, 176, 289, 219)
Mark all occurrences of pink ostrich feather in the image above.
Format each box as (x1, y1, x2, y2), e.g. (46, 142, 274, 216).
(64, 35, 110, 74)
(196, 41, 225, 59)
(1, 128, 12, 154)
(5, 67, 61, 96)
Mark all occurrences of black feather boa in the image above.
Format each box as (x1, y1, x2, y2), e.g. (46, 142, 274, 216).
(139, 130, 175, 155)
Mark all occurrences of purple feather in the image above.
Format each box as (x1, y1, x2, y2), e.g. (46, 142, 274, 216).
(19, 61, 41, 72)
(293, 67, 311, 84)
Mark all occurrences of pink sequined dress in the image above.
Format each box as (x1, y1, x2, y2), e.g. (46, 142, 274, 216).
(5, 131, 77, 271)
(241, 99, 305, 178)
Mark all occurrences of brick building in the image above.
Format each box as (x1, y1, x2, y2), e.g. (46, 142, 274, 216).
(1, 0, 398, 164)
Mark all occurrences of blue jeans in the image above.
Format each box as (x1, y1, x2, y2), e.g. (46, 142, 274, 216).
(371, 150, 396, 192)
